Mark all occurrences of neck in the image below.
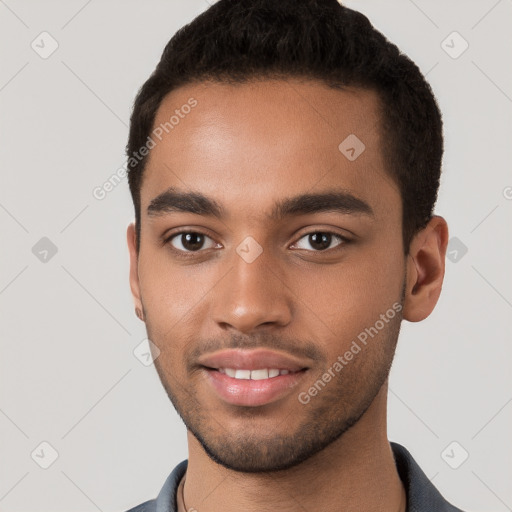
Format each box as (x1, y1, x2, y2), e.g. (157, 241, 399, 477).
(179, 381, 406, 512)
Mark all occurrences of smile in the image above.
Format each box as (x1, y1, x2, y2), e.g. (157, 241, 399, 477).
(217, 368, 297, 379)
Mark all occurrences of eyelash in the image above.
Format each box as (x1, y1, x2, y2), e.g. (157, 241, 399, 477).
(162, 229, 351, 258)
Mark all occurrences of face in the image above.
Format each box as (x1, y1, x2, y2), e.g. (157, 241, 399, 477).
(129, 79, 407, 472)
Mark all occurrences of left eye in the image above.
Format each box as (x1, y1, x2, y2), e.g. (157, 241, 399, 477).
(292, 232, 346, 251)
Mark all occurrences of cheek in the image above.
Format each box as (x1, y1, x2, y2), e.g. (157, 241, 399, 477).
(138, 252, 209, 324)
(292, 246, 404, 336)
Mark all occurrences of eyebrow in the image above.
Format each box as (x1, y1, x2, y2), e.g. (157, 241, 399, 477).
(147, 187, 374, 220)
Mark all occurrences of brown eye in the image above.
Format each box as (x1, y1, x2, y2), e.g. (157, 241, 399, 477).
(168, 232, 216, 252)
(293, 232, 347, 251)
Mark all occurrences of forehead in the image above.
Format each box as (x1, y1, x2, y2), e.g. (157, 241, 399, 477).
(141, 79, 398, 219)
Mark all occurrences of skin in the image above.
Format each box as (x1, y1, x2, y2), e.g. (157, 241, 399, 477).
(127, 79, 448, 512)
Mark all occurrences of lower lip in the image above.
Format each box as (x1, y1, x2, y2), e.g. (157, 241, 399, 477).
(204, 368, 308, 407)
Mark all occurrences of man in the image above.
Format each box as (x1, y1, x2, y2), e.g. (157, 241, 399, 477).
(124, 0, 465, 510)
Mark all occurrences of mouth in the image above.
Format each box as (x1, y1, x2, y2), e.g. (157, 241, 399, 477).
(216, 367, 300, 379)
(198, 349, 311, 407)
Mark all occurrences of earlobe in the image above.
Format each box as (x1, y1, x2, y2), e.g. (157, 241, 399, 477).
(127, 222, 144, 321)
(402, 216, 449, 322)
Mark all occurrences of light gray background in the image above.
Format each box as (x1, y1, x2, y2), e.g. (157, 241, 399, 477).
(1, 1, 511, 511)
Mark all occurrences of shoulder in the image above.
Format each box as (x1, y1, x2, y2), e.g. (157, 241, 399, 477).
(124, 499, 156, 512)
(123, 460, 188, 512)
(391, 442, 467, 512)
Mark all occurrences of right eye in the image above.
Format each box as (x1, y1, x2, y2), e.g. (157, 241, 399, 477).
(165, 231, 219, 253)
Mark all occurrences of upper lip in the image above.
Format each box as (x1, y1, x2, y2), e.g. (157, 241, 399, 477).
(198, 348, 310, 372)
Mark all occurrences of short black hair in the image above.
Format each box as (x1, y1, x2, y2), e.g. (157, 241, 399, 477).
(126, 0, 443, 254)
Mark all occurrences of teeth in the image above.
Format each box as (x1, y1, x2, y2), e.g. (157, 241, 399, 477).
(220, 368, 293, 380)
(234, 369, 251, 379)
(250, 369, 269, 380)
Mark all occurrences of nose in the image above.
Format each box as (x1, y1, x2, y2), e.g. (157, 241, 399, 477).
(211, 246, 293, 334)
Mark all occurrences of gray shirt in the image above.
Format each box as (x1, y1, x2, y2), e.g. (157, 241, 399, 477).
(125, 442, 466, 512)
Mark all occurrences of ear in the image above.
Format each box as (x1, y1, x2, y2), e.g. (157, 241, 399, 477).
(402, 216, 449, 322)
(127, 222, 144, 320)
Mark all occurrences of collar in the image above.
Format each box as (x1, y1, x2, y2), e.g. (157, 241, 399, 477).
(130, 442, 464, 512)
(389, 442, 464, 511)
